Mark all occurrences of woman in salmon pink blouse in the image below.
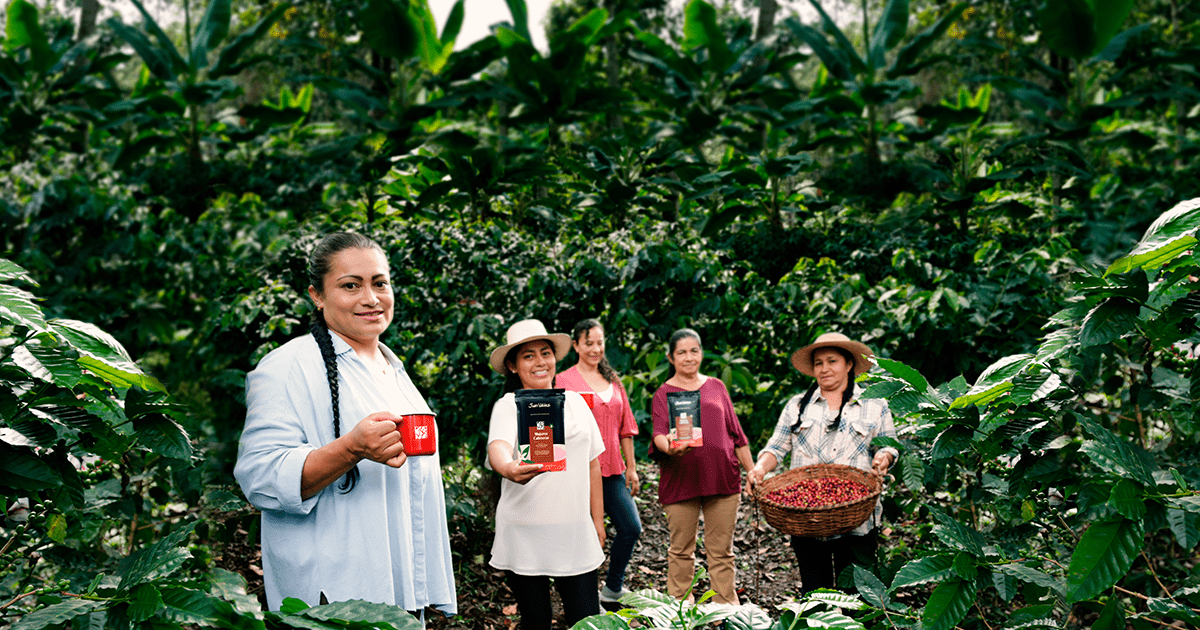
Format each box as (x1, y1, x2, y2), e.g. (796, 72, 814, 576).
(556, 318, 643, 604)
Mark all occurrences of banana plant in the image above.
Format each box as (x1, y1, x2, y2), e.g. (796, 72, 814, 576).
(491, 3, 621, 149)
(1, 0, 124, 159)
(784, 0, 968, 168)
(104, 0, 289, 179)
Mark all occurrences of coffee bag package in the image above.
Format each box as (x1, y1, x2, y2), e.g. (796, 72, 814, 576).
(515, 389, 567, 471)
(667, 390, 703, 448)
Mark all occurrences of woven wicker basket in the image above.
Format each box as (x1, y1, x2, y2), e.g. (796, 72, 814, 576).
(755, 463, 882, 538)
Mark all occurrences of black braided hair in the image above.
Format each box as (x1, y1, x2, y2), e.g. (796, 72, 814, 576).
(571, 318, 618, 383)
(308, 232, 385, 494)
(665, 328, 701, 379)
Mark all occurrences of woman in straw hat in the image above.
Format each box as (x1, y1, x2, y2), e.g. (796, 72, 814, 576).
(485, 319, 605, 629)
(650, 328, 755, 605)
(745, 332, 898, 593)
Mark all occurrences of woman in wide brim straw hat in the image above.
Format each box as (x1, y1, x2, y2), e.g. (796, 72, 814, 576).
(484, 319, 606, 629)
(746, 332, 899, 594)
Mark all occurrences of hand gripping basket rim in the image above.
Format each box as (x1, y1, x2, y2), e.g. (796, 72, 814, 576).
(754, 463, 882, 538)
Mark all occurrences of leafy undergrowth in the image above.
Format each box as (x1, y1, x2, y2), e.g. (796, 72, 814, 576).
(216, 460, 905, 629)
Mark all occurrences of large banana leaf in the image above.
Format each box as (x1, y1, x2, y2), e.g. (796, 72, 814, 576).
(4, 0, 54, 73)
(189, 0, 231, 72)
(868, 0, 908, 71)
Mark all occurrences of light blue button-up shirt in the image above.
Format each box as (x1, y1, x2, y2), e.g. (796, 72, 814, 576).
(234, 331, 457, 614)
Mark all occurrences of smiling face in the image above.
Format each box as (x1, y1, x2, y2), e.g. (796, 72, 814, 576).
(667, 335, 703, 379)
(507, 340, 557, 390)
(812, 347, 854, 393)
(308, 247, 393, 351)
(572, 325, 605, 369)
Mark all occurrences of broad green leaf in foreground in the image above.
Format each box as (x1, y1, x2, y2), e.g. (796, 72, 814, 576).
(921, 578, 976, 630)
(951, 354, 1033, 408)
(52, 320, 165, 391)
(1078, 298, 1139, 347)
(118, 522, 196, 590)
(0, 259, 38, 285)
(995, 563, 1066, 595)
(1107, 196, 1200, 275)
(1167, 508, 1200, 550)
(0, 284, 49, 332)
(290, 599, 423, 630)
(1078, 416, 1158, 486)
(891, 554, 955, 590)
(1065, 516, 1144, 603)
(853, 566, 891, 609)
(11, 599, 102, 630)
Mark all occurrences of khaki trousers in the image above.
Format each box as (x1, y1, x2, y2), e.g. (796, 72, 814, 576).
(663, 493, 741, 605)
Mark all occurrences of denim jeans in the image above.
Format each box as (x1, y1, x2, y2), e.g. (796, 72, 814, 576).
(602, 474, 643, 591)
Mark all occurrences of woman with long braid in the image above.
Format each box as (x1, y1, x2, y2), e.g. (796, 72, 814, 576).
(745, 332, 897, 593)
(234, 233, 456, 619)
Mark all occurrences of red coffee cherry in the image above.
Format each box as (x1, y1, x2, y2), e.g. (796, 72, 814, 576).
(764, 477, 871, 508)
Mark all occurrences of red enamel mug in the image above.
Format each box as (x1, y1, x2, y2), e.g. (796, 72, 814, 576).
(579, 392, 595, 409)
(396, 414, 437, 456)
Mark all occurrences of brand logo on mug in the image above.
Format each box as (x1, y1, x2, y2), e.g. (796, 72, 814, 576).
(414, 426, 428, 439)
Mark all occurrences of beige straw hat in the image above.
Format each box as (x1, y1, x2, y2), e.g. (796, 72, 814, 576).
(790, 332, 875, 376)
(488, 319, 572, 374)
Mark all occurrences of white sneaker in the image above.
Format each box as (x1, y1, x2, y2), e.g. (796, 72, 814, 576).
(599, 585, 630, 603)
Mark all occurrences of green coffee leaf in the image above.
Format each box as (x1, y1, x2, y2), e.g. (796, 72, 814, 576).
(1107, 479, 1146, 520)
(128, 584, 164, 623)
(1065, 516, 1144, 603)
(1107, 197, 1200, 275)
(853, 566, 890, 609)
(921, 578, 976, 630)
(0, 259, 38, 285)
(995, 563, 1066, 595)
(1078, 417, 1158, 486)
(11, 600, 102, 630)
(159, 586, 221, 625)
(931, 511, 985, 556)
(891, 554, 955, 590)
(117, 522, 196, 590)
(1167, 508, 1200, 550)
(132, 412, 193, 460)
(1078, 298, 1139, 347)
(1091, 598, 1125, 630)
(0, 284, 49, 332)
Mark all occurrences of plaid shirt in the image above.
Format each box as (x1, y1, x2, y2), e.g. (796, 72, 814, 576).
(758, 391, 898, 537)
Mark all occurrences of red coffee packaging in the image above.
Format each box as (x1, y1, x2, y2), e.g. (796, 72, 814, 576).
(515, 389, 566, 471)
(667, 390, 702, 448)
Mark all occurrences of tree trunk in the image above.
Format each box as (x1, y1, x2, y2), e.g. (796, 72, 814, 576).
(77, 0, 100, 40)
(755, 0, 778, 41)
(605, 0, 620, 131)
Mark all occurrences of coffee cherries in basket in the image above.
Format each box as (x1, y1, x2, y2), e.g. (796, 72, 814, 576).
(762, 476, 871, 508)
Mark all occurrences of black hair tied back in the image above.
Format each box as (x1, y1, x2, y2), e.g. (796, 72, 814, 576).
(308, 232, 384, 493)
